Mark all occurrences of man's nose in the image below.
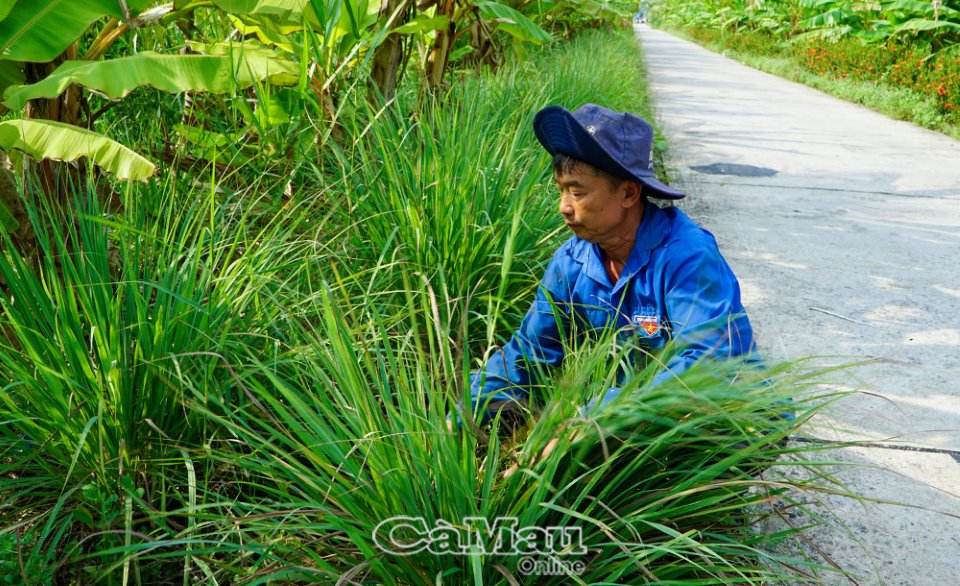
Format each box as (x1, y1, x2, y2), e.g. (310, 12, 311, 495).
(558, 194, 574, 216)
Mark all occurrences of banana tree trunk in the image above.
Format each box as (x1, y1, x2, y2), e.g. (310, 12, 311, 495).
(467, 12, 497, 70)
(370, 0, 411, 102)
(7, 46, 119, 272)
(425, 0, 457, 90)
(22, 45, 89, 202)
(0, 155, 35, 265)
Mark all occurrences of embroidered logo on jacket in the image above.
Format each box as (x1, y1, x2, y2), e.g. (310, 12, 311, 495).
(633, 314, 661, 337)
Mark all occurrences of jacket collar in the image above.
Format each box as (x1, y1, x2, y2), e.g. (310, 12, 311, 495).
(573, 201, 672, 291)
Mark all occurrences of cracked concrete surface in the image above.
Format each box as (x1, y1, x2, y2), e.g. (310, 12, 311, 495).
(635, 25, 960, 585)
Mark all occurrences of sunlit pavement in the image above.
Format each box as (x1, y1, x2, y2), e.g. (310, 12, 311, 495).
(635, 24, 960, 586)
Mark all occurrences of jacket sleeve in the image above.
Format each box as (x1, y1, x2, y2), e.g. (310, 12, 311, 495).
(467, 262, 571, 424)
(652, 234, 759, 386)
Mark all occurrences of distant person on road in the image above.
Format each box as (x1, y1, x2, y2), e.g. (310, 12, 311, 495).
(465, 104, 759, 425)
(634, 2, 650, 23)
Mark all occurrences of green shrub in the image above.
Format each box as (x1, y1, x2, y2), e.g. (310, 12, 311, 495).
(790, 38, 960, 124)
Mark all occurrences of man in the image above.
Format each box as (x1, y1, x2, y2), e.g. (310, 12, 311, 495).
(467, 103, 757, 425)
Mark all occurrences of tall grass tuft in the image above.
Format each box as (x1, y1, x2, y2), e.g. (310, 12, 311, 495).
(0, 169, 318, 582)
(323, 29, 662, 355)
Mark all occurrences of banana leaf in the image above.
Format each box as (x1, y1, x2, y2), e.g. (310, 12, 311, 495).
(0, 119, 155, 180)
(894, 18, 960, 32)
(800, 0, 843, 8)
(881, 0, 959, 18)
(477, 1, 553, 45)
(799, 7, 860, 28)
(3, 51, 299, 111)
(0, 0, 16, 22)
(0, 59, 22, 100)
(213, 0, 309, 15)
(391, 15, 450, 35)
(213, 0, 323, 27)
(186, 39, 292, 59)
(228, 16, 302, 53)
(0, 0, 153, 63)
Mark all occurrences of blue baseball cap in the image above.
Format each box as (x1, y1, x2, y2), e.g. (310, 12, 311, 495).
(533, 104, 685, 200)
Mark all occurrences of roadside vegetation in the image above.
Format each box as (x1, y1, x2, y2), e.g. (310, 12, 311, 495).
(652, 0, 960, 139)
(0, 2, 856, 583)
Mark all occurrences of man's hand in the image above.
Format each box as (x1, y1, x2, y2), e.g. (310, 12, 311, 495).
(503, 436, 562, 479)
(446, 398, 525, 436)
(502, 422, 586, 479)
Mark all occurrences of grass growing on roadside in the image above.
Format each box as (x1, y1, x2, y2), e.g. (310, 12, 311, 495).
(0, 27, 862, 584)
(656, 24, 960, 140)
(747, 54, 951, 130)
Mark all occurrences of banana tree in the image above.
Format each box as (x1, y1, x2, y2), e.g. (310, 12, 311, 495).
(880, 0, 960, 45)
(0, 0, 341, 244)
(419, 0, 553, 89)
(369, 0, 415, 101)
(788, 0, 960, 46)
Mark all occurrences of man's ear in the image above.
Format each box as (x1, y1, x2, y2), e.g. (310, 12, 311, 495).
(622, 181, 643, 208)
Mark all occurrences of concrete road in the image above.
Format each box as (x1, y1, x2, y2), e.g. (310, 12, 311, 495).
(634, 25, 960, 586)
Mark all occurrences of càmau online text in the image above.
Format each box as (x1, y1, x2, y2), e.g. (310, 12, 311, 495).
(373, 516, 587, 557)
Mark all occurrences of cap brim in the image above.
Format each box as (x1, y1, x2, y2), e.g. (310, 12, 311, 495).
(533, 105, 685, 200)
(638, 176, 685, 200)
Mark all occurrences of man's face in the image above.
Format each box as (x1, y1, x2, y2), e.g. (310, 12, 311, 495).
(555, 166, 636, 243)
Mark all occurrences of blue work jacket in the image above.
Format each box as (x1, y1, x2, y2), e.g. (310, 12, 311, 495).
(469, 201, 757, 421)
